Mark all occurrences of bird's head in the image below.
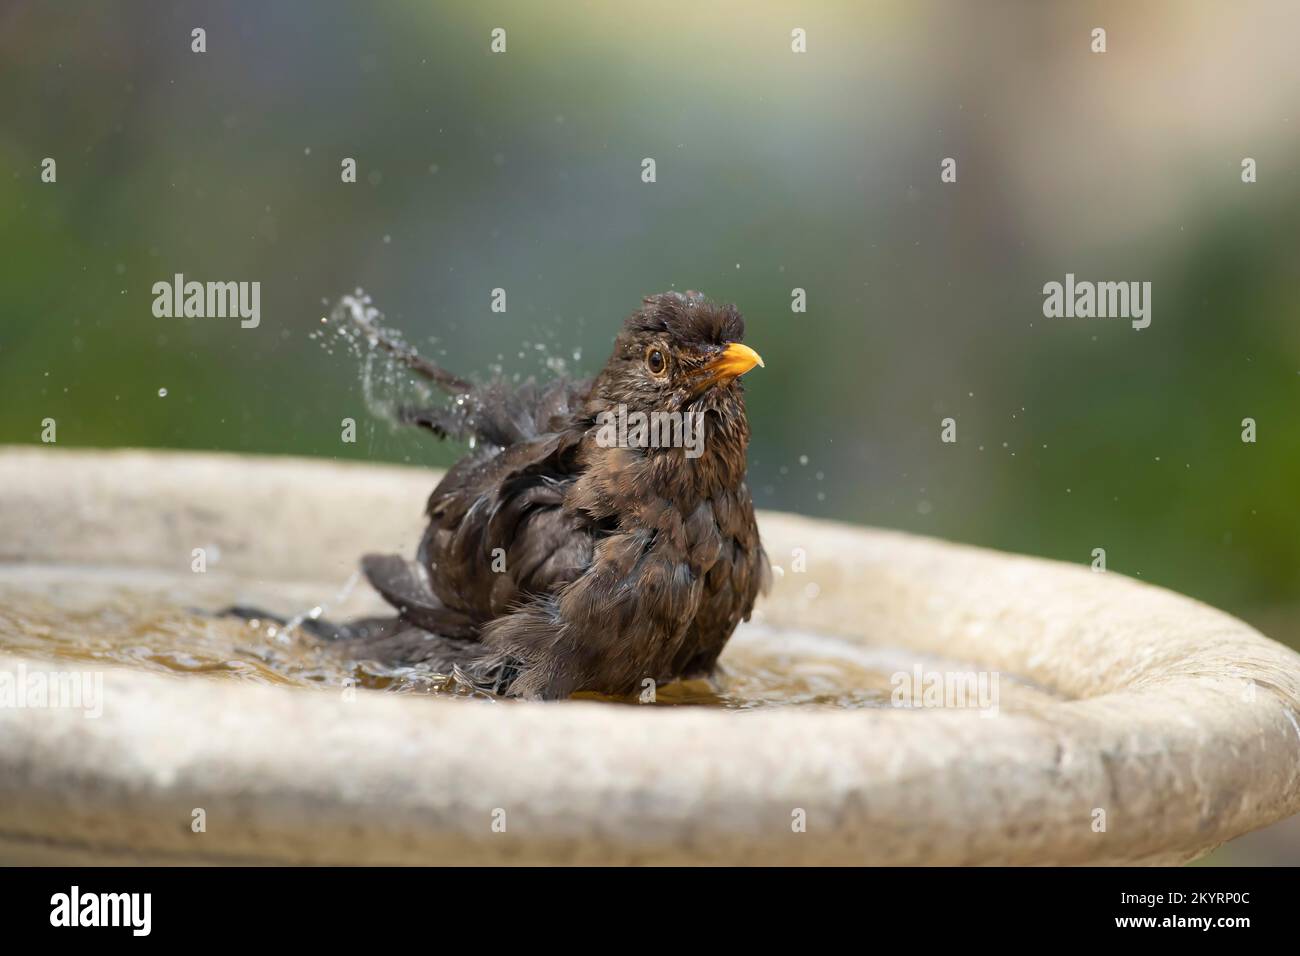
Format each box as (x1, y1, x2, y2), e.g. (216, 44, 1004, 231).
(588, 291, 763, 420)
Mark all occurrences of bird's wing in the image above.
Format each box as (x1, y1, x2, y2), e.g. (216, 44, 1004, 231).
(476, 527, 708, 700)
(419, 426, 598, 625)
(399, 376, 592, 449)
(340, 294, 590, 447)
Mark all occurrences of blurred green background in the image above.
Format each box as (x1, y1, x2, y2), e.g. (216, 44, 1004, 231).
(1, 2, 1297, 860)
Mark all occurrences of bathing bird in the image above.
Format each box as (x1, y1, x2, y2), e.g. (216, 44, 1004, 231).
(241, 291, 769, 700)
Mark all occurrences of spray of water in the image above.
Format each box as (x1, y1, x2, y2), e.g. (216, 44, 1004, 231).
(308, 290, 442, 429)
(272, 570, 362, 642)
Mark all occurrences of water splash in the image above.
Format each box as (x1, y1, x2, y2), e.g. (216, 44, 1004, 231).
(274, 570, 362, 642)
(309, 291, 438, 429)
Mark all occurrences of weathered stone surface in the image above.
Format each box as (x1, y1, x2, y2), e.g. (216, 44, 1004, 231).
(0, 448, 1297, 864)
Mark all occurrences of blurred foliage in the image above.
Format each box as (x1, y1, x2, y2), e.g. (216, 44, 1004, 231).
(1, 0, 1297, 649)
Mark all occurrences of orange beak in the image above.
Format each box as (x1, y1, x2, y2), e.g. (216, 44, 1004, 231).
(701, 342, 764, 386)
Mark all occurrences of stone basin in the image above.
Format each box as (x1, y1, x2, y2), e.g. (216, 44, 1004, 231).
(0, 447, 1297, 864)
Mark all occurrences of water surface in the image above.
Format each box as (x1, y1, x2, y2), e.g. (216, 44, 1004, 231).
(0, 564, 1058, 711)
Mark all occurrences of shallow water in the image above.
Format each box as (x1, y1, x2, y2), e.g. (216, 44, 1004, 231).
(0, 564, 1058, 711)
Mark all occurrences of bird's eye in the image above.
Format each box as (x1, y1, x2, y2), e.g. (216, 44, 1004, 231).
(645, 348, 667, 376)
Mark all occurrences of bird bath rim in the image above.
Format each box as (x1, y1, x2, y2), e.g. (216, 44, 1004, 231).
(0, 447, 1297, 865)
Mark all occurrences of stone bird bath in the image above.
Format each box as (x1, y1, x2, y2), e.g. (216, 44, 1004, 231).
(0, 447, 1297, 864)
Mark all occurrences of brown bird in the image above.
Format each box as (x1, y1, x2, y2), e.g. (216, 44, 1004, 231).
(240, 291, 769, 700)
